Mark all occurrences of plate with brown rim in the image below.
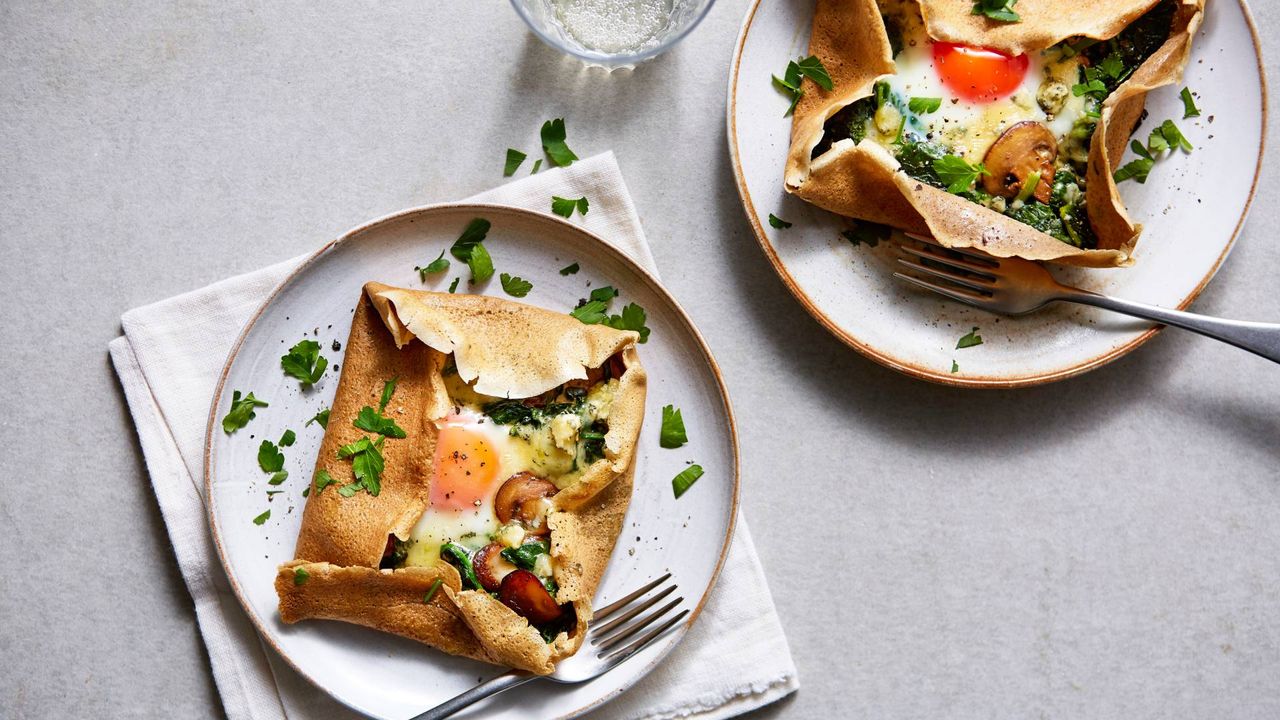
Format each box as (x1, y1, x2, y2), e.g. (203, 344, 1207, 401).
(204, 203, 738, 719)
(728, 0, 1265, 387)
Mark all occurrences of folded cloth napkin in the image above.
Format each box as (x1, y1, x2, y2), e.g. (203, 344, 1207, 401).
(109, 152, 798, 720)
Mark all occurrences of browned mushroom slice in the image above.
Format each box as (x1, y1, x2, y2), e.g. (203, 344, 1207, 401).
(494, 472, 558, 532)
(982, 121, 1056, 204)
(498, 569, 563, 625)
(563, 365, 605, 394)
(474, 542, 518, 592)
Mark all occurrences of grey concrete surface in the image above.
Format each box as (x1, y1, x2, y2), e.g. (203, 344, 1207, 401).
(2, 1, 1279, 718)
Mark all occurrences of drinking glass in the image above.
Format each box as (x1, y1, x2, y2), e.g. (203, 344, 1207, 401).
(509, 0, 717, 68)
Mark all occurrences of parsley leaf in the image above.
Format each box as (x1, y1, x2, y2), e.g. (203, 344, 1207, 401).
(423, 578, 443, 603)
(1114, 157, 1155, 183)
(279, 429, 296, 447)
(467, 242, 494, 283)
(540, 118, 578, 167)
(1154, 119, 1193, 152)
(313, 469, 337, 495)
(1180, 87, 1200, 118)
(504, 148, 527, 176)
(559, 262, 580, 276)
(354, 406, 406, 439)
(448, 277, 460, 293)
(500, 539, 550, 571)
(253, 509, 270, 525)
(768, 213, 792, 229)
(972, 0, 1020, 22)
(531, 158, 543, 174)
(281, 339, 328, 387)
(933, 155, 989, 194)
(552, 196, 589, 218)
(1072, 78, 1106, 97)
(795, 55, 833, 91)
(416, 250, 449, 280)
(589, 286, 619, 303)
(379, 377, 397, 412)
(659, 405, 687, 448)
(570, 299, 608, 325)
(908, 96, 942, 114)
(336, 436, 386, 497)
(222, 390, 268, 434)
(306, 408, 330, 429)
(258, 440, 285, 473)
(1099, 52, 1126, 80)
(293, 567, 310, 586)
(956, 327, 984, 349)
(672, 465, 704, 499)
(500, 273, 533, 298)
(951, 360, 960, 373)
(268, 470, 289, 485)
(450, 218, 491, 261)
(605, 302, 650, 343)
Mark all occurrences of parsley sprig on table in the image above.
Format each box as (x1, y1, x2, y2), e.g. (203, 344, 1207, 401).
(552, 196, 589, 218)
(504, 148, 527, 176)
(541, 119, 578, 167)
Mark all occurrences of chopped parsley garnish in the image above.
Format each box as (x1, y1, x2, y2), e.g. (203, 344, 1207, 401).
(279, 429, 296, 447)
(773, 55, 834, 116)
(253, 509, 270, 525)
(354, 406, 406, 438)
(972, 0, 1020, 22)
(450, 218, 491, 262)
(908, 96, 942, 114)
(258, 440, 285, 473)
(222, 390, 267, 434)
(559, 262, 579, 276)
(422, 578, 443, 603)
(1180, 87, 1200, 118)
(313, 468, 337, 495)
(1115, 118, 1193, 184)
(540, 118, 578, 167)
(281, 339, 328, 387)
(379, 377, 397, 412)
(933, 155, 989, 194)
(842, 220, 890, 247)
(306, 408, 330, 429)
(448, 277, 460, 293)
(672, 465, 704, 499)
(956, 327, 984, 349)
(500, 539, 550, 571)
(531, 158, 543, 174)
(951, 360, 960, 373)
(569, 286, 650, 342)
(551, 196, 589, 218)
(441, 542, 482, 590)
(268, 471, 288, 485)
(659, 405, 687, 449)
(570, 299, 608, 324)
(504, 148, 527, 177)
(416, 250, 449, 280)
(768, 213, 792, 229)
(335, 436, 385, 497)
(500, 273, 533, 298)
(293, 567, 310, 586)
(466, 242, 494, 284)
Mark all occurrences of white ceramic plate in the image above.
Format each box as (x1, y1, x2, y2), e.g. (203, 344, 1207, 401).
(729, 0, 1266, 387)
(204, 204, 739, 719)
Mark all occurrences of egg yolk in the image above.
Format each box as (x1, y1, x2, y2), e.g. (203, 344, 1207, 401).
(431, 420, 498, 511)
(932, 42, 1029, 103)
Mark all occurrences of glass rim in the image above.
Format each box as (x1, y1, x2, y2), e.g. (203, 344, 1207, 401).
(507, 0, 718, 67)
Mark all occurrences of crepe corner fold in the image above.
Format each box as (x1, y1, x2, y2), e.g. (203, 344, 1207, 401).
(274, 283, 647, 674)
(783, 0, 1204, 267)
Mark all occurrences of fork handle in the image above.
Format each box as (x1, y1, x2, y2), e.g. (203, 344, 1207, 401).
(409, 670, 533, 720)
(1059, 289, 1280, 364)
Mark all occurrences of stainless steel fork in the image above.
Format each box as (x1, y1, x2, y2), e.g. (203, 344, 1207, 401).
(893, 233, 1280, 364)
(412, 574, 688, 720)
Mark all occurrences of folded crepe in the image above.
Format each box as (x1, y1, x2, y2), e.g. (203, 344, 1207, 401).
(275, 282, 647, 674)
(784, 0, 1205, 267)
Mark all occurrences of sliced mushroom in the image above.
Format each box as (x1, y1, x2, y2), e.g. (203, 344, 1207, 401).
(474, 542, 518, 592)
(981, 121, 1056, 204)
(563, 365, 605, 394)
(494, 472, 558, 531)
(498, 569, 563, 625)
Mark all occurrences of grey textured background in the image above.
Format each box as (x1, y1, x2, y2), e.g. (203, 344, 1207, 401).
(2, 1, 1279, 718)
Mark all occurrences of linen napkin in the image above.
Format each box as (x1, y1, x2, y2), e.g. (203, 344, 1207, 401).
(109, 152, 798, 720)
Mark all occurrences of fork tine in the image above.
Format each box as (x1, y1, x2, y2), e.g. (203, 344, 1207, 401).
(898, 244, 997, 278)
(902, 232, 1000, 265)
(594, 573, 671, 621)
(595, 596, 684, 652)
(894, 272, 986, 308)
(896, 258, 994, 293)
(591, 584, 676, 638)
(600, 609, 690, 662)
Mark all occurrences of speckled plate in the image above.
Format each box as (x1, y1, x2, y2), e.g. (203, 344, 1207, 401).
(204, 204, 738, 719)
(728, 0, 1266, 387)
